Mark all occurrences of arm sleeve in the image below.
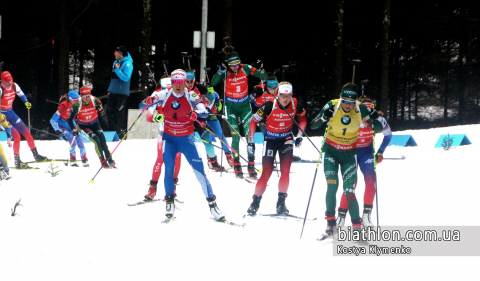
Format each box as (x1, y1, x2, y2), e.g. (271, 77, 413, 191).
(377, 117, 392, 153)
(295, 102, 307, 137)
(67, 102, 79, 129)
(211, 71, 226, 86)
(50, 113, 61, 132)
(244, 64, 268, 80)
(311, 101, 334, 130)
(114, 61, 134, 82)
(15, 83, 28, 103)
(189, 91, 209, 120)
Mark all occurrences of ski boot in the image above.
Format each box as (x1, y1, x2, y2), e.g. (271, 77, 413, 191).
(276, 193, 289, 214)
(100, 157, 110, 169)
(207, 157, 214, 170)
(362, 205, 374, 228)
(82, 159, 89, 167)
(108, 159, 116, 169)
(247, 157, 257, 179)
(233, 159, 243, 179)
(174, 178, 179, 185)
(319, 211, 337, 240)
(207, 195, 225, 221)
(209, 156, 226, 172)
(225, 151, 235, 168)
(247, 195, 262, 215)
(336, 207, 348, 228)
(0, 169, 11, 180)
(31, 148, 47, 162)
(165, 195, 175, 218)
(69, 157, 79, 167)
(14, 154, 28, 169)
(144, 180, 158, 201)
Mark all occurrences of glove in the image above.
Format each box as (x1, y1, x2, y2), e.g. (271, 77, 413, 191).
(189, 111, 198, 122)
(247, 143, 255, 155)
(217, 63, 227, 73)
(216, 101, 222, 112)
(375, 152, 383, 164)
(73, 129, 78, 136)
(153, 114, 164, 123)
(369, 108, 379, 120)
(146, 96, 154, 106)
(55, 130, 66, 141)
(295, 137, 303, 148)
(320, 107, 334, 122)
(25, 102, 32, 109)
(253, 59, 263, 70)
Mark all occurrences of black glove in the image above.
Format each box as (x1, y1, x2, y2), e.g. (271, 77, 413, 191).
(247, 143, 255, 155)
(295, 137, 303, 148)
(369, 108, 379, 120)
(55, 130, 66, 141)
(320, 106, 335, 122)
(73, 129, 78, 137)
(217, 63, 227, 73)
(253, 59, 263, 70)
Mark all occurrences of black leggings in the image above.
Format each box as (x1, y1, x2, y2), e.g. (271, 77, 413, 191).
(254, 138, 293, 196)
(79, 122, 112, 162)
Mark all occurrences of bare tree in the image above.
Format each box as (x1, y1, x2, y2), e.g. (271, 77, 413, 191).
(140, 0, 152, 92)
(379, 0, 390, 115)
(333, 0, 344, 98)
(58, 0, 69, 95)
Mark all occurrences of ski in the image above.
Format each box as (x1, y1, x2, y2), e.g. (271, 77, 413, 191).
(384, 155, 406, 160)
(210, 218, 246, 227)
(128, 199, 164, 206)
(24, 159, 60, 164)
(128, 198, 184, 207)
(162, 216, 176, 224)
(9, 166, 39, 170)
(258, 213, 317, 221)
(317, 234, 335, 241)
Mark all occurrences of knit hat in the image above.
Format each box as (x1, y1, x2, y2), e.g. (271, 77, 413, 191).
(278, 82, 293, 95)
(80, 87, 91, 96)
(340, 83, 359, 100)
(222, 45, 240, 65)
(115, 46, 128, 57)
(266, 75, 278, 88)
(68, 90, 80, 101)
(160, 77, 172, 89)
(1, 71, 13, 82)
(186, 71, 195, 80)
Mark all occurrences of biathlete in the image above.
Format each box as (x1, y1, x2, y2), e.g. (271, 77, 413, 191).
(144, 76, 182, 201)
(185, 69, 232, 171)
(337, 97, 392, 228)
(145, 69, 225, 221)
(68, 87, 115, 169)
(211, 45, 268, 179)
(246, 82, 306, 215)
(311, 83, 383, 239)
(50, 90, 89, 167)
(0, 114, 13, 180)
(0, 71, 47, 168)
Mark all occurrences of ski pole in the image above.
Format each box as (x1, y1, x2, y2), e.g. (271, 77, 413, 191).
(69, 135, 77, 150)
(90, 101, 160, 183)
(28, 108, 31, 130)
(194, 119, 261, 172)
(300, 152, 322, 239)
(300, 130, 327, 239)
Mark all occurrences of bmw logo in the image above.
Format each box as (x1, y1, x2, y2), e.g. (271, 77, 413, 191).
(341, 115, 351, 125)
(171, 100, 180, 109)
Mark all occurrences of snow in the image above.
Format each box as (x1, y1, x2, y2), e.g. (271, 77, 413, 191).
(1, 124, 480, 280)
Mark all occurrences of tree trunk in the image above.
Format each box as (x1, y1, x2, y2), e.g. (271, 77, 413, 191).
(333, 0, 344, 99)
(459, 6, 471, 124)
(379, 0, 390, 115)
(443, 41, 451, 123)
(222, 0, 233, 44)
(58, 1, 69, 95)
(140, 0, 152, 91)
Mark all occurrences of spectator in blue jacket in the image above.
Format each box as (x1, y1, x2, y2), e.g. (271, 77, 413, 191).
(107, 45, 133, 139)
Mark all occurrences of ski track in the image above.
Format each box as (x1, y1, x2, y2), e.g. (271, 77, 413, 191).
(1, 125, 480, 280)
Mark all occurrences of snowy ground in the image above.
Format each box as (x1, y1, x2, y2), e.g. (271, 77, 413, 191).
(1, 124, 480, 280)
